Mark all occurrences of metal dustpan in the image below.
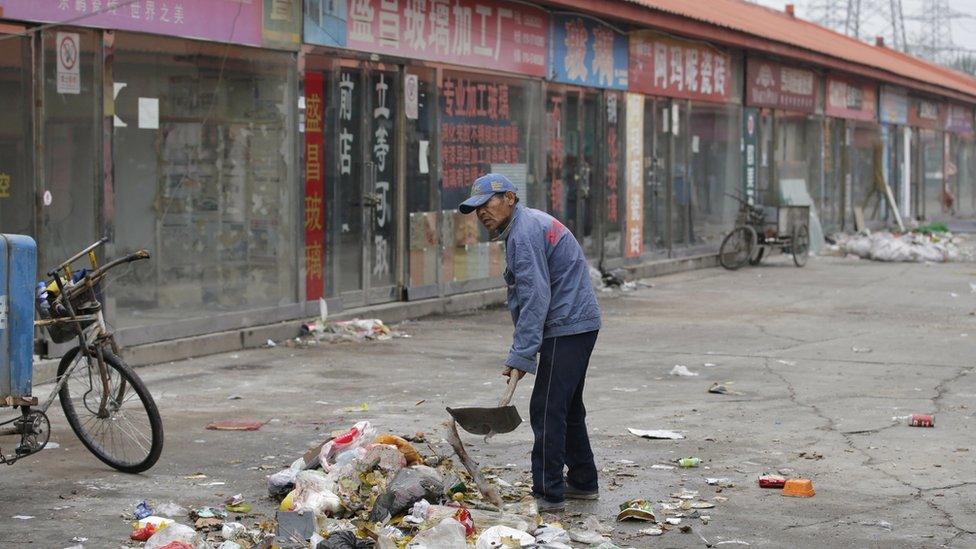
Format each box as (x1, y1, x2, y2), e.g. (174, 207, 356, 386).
(447, 374, 522, 436)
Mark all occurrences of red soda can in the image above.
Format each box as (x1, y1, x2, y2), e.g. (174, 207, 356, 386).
(758, 474, 787, 488)
(910, 414, 934, 427)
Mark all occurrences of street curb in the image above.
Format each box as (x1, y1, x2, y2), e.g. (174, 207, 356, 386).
(38, 253, 716, 369)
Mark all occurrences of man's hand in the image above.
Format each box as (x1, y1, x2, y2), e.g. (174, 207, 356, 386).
(502, 366, 526, 381)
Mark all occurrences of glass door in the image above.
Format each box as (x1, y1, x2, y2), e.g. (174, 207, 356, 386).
(671, 100, 691, 248)
(0, 30, 34, 237)
(647, 98, 670, 255)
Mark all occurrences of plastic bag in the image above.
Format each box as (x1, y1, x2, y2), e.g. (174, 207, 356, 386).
(319, 421, 375, 472)
(374, 433, 423, 465)
(475, 525, 536, 548)
(291, 470, 341, 515)
(144, 523, 202, 549)
(316, 530, 373, 548)
(268, 457, 305, 497)
(368, 465, 444, 523)
(408, 518, 466, 549)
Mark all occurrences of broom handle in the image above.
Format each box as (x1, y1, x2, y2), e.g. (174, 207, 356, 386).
(498, 373, 520, 407)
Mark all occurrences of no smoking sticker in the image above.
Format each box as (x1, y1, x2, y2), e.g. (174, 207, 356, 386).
(56, 32, 80, 95)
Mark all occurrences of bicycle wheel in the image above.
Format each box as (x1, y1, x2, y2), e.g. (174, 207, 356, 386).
(57, 347, 163, 473)
(792, 224, 810, 267)
(719, 226, 756, 270)
(749, 245, 766, 266)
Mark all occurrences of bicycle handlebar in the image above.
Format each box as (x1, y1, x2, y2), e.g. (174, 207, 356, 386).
(47, 237, 109, 277)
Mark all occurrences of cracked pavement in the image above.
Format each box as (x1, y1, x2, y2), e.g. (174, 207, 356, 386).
(1, 254, 975, 547)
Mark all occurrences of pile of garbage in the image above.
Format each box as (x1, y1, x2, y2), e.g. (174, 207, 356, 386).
(294, 319, 409, 346)
(822, 230, 973, 263)
(588, 267, 639, 292)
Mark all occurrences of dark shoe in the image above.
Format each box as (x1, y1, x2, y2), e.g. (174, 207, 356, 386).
(564, 484, 599, 500)
(534, 497, 566, 513)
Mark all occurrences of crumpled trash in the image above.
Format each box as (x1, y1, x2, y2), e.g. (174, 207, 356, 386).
(404, 499, 431, 525)
(144, 523, 202, 549)
(567, 527, 608, 545)
(134, 500, 154, 520)
(155, 502, 188, 517)
(534, 523, 571, 544)
(374, 433, 423, 465)
(617, 499, 657, 522)
(319, 421, 376, 472)
(290, 470, 341, 515)
(627, 428, 684, 440)
(708, 382, 742, 395)
(317, 530, 373, 549)
(268, 457, 305, 497)
(670, 365, 699, 377)
(189, 507, 227, 520)
(408, 517, 467, 548)
(476, 525, 536, 548)
(829, 230, 970, 263)
(369, 465, 444, 523)
(221, 522, 246, 540)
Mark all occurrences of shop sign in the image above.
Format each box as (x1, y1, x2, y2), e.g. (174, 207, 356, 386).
(743, 107, 758, 205)
(879, 85, 908, 125)
(304, 0, 347, 47)
(745, 57, 817, 113)
(825, 75, 877, 121)
(549, 14, 628, 90)
(908, 97, 941, 129)
(0, 0, 300, 50)
(944, 103, 975, 136)
(345, 0, 548, 77)
(606, 94, 620, 225)
(624, 93, 643, 258)
(439, 76, 522, 209)
(547, 95, 566, 217)
(629, 31, 732, 103)
(304, 72, 326, 300)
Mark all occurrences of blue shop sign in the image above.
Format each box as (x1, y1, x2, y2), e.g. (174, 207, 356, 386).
(304, 0, 347, 47)
(549, 15, 628, 90)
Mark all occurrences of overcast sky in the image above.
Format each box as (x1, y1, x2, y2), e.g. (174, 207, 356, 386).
(751, 0, 976, 55)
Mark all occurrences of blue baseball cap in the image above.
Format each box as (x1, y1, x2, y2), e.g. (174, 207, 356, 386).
(458, 173, 518, 214)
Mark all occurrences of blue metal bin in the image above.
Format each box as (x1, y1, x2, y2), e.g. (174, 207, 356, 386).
(0, 234, 36, 407)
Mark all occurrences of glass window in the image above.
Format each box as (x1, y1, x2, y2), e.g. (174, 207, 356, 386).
(643, 97, 668, 257)
(439, 71, 542, 287)
(603, 91, 624, 260)
(850, 121, 882, 226)
(111, 32, 298, 328)
(0, 33, 33, 237)
(958, 136, 976, 217)
(687, 101, 741, 251)
(776, 112, 823, 227)
(822, 118, 846, 233)
(921, 129, 944, 221)
(40, 28, 100, 272)
(406, 68, 438, 290)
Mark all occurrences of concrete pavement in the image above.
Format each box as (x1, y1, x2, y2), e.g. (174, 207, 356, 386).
(2, 253, 975, 548)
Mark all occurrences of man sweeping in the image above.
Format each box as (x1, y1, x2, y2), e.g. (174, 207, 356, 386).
(458, 173, 602, 512)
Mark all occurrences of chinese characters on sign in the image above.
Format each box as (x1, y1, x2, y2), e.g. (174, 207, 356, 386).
(825, 75, 877, 122)
(743, 107, 758, 205)
(908, 97, 941, 130)
(347, 0, 548, 77)
(549, 14, 628, 90)
(605, 93, 620, 225)
(624, 93, 643, 258)
(629, 31, 732, 103)
(439, 76, 521, 208)
(547, 95, 565, 218)
(745, 58, 817, 113)
(0, 0, 279, 48)
(304, 73, 325, 299)
(371, 74, 395, 277)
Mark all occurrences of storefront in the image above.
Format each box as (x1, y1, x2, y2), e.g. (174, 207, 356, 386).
(879, 85, 910, 223)
(628, 31, 742, 259)
(825, 74, 880, 230)
(0, 24, 33, 240)
(944, 103, 976, 219)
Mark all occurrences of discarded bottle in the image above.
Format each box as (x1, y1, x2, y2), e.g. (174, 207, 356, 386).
(678, 457, 701, 468)
(909, 414, 934, 427)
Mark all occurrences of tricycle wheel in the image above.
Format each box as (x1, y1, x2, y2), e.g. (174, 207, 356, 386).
(57, 347, 163, 473)
(719, 226, 756, 270)
(792, 224, 810, 267)
(749, 246, 766, 266)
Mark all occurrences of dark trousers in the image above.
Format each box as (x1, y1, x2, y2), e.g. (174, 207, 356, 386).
(530, 330, 599, 502)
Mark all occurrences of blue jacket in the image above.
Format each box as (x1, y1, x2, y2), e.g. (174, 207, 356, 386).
(502, 204, 602, 373)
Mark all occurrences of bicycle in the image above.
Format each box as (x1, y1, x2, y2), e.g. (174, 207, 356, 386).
(0, 238, 163, 473)
(719, 193, 810, 270)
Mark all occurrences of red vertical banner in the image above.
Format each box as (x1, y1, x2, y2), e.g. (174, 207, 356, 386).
(304, 72, 326, 301)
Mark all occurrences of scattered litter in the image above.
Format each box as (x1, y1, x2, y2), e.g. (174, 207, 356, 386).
(134, 500, 154, 520)
(665, 517, 682, 525)
(295, 317, 406, 346)
(851, 347, 873, 354)
(910, 414, 934, 427)
(12, 515, 34, 520)
(651, 464, 675, 470)
(628, 428, 684, 440)
(477, 525, 536, 548)
(758, 474, 787, 489)
(706, 478, 734, 487)
(616, 499, 657, 522)
(825, 230, 971, 263)
(206, 420, 264, 431)
(670, 365, 699, 377)
(859, 520, 893, 530)
(691, 501, 716, 509)
(708, 382, 742, 395)
(671, 489, 699, 500)
(703, 363, 717, 367)
(678, 457, 701, 468)
(341, 402, 370, 413)
(227, 395, 243, 400)
(715, 541, 751, 546)
(777, 360, 797, 366)
(44, 442, 59, 449)
(782, 478, 815, 498)
(266, 339, 276, 347)
(638, 526, 664, 536)
(798, 451, 823, 460)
